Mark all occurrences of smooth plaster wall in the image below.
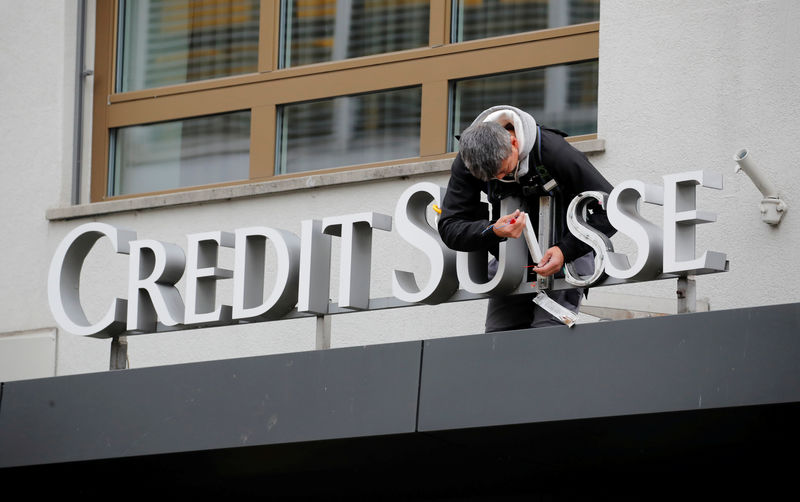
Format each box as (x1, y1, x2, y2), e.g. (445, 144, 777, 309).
(1, 0, 798, 381)
(0, 1, 99, 379)
(1, 1, 69, 330)
(594, 0, 800, 309)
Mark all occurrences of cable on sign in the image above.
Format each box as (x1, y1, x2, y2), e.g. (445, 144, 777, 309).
(481, 218, 516, 235)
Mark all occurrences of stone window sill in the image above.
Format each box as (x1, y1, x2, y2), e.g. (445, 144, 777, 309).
(46, 138, 605, 221)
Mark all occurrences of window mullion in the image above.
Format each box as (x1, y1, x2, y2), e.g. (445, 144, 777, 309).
(250, 105, 276, 180)
(258, 0, 278, 72)
(429, 0, 451, 48)
(420, 80, 449, 157)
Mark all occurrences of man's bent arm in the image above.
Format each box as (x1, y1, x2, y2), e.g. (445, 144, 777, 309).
(438, 154, 505, 255)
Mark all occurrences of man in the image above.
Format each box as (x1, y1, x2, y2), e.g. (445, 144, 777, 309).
(438, 105, 614, 332)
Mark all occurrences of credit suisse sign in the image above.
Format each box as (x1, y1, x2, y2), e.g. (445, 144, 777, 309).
(49, 171, 726, 337)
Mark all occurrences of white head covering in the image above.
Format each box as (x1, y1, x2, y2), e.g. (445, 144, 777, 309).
(469, 105, 537, 178)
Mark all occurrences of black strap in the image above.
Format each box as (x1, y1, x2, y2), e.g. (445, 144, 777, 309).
(523, 126, 558, 196)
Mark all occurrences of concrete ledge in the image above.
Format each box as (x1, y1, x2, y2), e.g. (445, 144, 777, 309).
(45, 139, 605, 221)
(573, 137, 605, 154)
(46, 158, 453, 221)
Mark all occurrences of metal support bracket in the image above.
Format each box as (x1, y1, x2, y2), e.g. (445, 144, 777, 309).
(110, 336, 128, 370)
(537, 196, 553, 291)
(522, 199, 578, 327)
(676, 275, 697, 313)
(316, 315, 331, 349)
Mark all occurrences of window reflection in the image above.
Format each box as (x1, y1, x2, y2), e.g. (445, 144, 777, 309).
(118, 0, 260, 92)
(281, 0, 429, 68)
(277, 87, 421, 174)
(453, 0, 599, 42)
(451, 60, 598, 149)
(111, 112, 250, 196)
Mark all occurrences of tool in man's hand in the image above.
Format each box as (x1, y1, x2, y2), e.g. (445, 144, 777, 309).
(521, 212, 579, 327)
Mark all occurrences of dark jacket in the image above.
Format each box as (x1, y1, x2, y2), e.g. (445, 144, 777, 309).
(438, 127, 615, 263)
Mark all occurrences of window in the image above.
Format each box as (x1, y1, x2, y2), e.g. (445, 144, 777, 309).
(110, 111, 251, 196)
(451, 60, 598, 151)
(117, 0, 261, 92)
(277, 87, 421, 174)
(281, 0, 429, 67)
(91, 0, 600, 201)
(453, 0, 599, 42)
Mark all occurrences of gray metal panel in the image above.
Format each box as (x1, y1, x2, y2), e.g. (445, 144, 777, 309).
(418, 302, 800, 431)
(0, 340, 421, 467)
(3, 302, 800, 473)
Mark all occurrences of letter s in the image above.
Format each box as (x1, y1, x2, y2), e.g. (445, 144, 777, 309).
(48, 223, 135, 337)
(392, 182, 458, 304)
(564, 191, 612, 287)
(605, 181, 664, 280)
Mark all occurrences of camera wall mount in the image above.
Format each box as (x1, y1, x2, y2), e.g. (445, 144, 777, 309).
(734, 148, 788, 225)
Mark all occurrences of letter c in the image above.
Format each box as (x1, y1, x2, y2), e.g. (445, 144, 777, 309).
(48, 223, 136, 337)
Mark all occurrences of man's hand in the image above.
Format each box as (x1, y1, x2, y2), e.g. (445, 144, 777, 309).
(492, 210, 525, 239)
(532, 246, 564, 277)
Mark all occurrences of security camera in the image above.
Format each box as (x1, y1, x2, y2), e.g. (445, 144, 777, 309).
(733, 148, 787, 225)
(734, 149, 777, 198)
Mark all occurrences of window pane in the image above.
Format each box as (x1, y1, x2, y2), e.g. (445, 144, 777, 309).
(450, 60, 598, 149)
(118, 0, 260, 92)
(110, 112, 250, 196)
(453, 0, 599, 42)
(281, 0, 429, 68)
(277, 87, 421, 174)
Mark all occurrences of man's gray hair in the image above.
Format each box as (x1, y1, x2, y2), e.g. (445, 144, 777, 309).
(458, 121, 512, 182)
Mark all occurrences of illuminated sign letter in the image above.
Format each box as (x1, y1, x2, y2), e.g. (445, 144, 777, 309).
(127, 240, 186, 332)
(45, 169, 730, 337)
(605, 181, 664, 280)
(184, 231, 234, 325)
(48, 222, 135, 337)
(663, 171, 727, 274)
(298, 219, 332, 315)
(392, 182, 458, 304)
(456, 197, 527, 294)
(564, 191, 612, 287)
(322, 213, 392, 310)
(232, 227, 301, 320)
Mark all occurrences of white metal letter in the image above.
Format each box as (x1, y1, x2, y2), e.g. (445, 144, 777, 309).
(392, 183, 458, 304)
(298, 219, 332, 314)
(127, 240, 186, 332)
(322, 212, 392, 310)
(605, 181, 664, 280)
(184, 231, 234, 325)
(564, 191, 612, 287)
(456, 197, 527, 294)
(48, 223, 135, 337)
(232, 227, 301, 320)
(663, 171, 727, 274)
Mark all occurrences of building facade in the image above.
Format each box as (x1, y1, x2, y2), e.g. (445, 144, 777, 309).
(1, 0, 798, 382)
